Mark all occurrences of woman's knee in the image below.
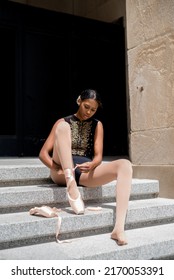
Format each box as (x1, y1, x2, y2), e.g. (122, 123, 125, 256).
(116, 159, 133, 176)
(55, 121, 70, 137)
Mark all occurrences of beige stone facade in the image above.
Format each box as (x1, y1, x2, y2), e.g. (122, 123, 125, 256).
(10, 0, 174, 198)
(126, 0, 174, 198)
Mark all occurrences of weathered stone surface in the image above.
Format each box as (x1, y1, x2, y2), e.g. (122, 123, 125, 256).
(129, 35, 174, 166)
(127, 1, 174, 169)
(128, 34, 174, 131)
(84, 0, 126, 23)
(130, 128, 174, 164)
(126, 0, 174, 49)
(10, 0, 126, 23)
(133, 165, 174, 199)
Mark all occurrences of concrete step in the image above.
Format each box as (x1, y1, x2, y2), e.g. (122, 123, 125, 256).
(1, 157, 173, 260)
(0, 198, 174, 250)
(1, 223, 174, 260)
(0, 158, 50, 186)
(0, 157, 159, 193)
(0, 179, 159, 213)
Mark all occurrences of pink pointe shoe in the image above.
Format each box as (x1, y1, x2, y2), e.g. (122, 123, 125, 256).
(29, 206, 60, 218)
(65, 168, 85, 215)
(67, 191, 85, 214)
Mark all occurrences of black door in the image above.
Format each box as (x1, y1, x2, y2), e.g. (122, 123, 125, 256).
(0, 25, 18, 156)
(0, 1, 128, 157)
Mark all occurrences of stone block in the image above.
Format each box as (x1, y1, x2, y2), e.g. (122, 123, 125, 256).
(128, 34, 174, 131)
(126, 0, 174, 49)
(130, 128, 174, 165)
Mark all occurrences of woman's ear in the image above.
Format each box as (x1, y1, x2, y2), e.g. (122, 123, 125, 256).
(76, 96, 81, 106)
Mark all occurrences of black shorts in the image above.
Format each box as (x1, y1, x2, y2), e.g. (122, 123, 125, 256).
(72, 155, 92, 185)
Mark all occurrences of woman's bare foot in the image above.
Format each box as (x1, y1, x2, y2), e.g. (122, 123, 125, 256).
(111, 230, 128, 246)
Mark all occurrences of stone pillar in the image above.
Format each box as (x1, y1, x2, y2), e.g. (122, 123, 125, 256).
(126, 0, 174, 198)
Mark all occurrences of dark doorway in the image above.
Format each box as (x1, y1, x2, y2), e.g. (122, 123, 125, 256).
(0, 1, 128, 157)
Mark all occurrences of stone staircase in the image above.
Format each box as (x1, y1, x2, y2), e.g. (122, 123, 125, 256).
(0, 158, 174, 260)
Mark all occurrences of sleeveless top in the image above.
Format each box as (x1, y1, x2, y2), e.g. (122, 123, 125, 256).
(64, 114, 99, 159)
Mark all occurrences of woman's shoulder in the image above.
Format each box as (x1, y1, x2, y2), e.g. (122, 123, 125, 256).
(91, 118, 103, 131)
(52, 118, 65, 129)
(93, 117, 102, 124)
(64, 114, 73, 119)
(64, 115, 74, 122)
(53, 116, 72, 125)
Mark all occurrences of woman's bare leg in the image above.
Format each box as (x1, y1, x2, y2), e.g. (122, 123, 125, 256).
(79, 159, 132, 244)
(110, 160, 132, 245)
(51, 121, 79, 199)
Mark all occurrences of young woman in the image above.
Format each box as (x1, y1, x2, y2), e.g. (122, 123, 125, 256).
(39, 89, 132, 245)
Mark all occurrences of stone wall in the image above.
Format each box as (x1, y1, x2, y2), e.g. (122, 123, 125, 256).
(126, 0, 174, 198)
(9, 0, 125, 23)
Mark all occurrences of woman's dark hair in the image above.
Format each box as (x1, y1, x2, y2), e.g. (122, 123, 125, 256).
(79, 89, 102, 108)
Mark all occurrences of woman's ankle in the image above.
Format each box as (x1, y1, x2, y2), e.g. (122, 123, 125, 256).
(64, 168, 79, 199)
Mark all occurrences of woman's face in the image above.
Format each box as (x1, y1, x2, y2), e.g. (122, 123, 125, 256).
(77, 98, 98, 120)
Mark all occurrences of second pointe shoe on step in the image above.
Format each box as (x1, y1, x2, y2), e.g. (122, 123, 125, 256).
(67, 191, 85, 214)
